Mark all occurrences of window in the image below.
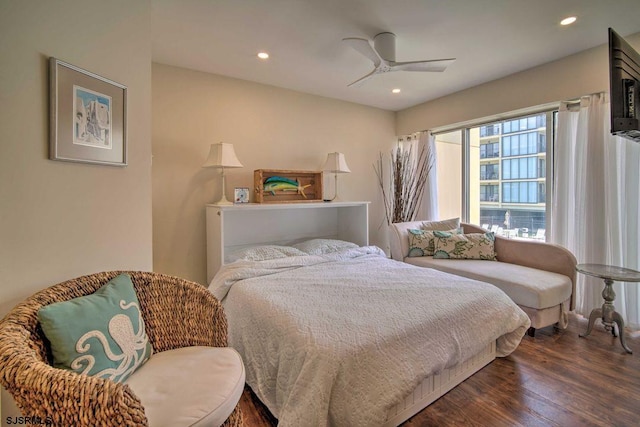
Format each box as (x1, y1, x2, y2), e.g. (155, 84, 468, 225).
(480, 184, 499, 202)
(538, 158, 546, 178)
(480, 163, 499, 180)
(538, 182, 546, 203)
(502, 114, 545, 134)
(433, 111, 554, 240)
(480, 141, 499, 158)
(502, 157, 539, 180)
(502, 182, 541, 203)
(502, 132, 546, 157)
(479, 124, 500, 137)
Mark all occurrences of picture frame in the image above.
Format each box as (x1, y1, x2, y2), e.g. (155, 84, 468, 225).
(234, 187, 250, 204)
(49, 57, 127, 166)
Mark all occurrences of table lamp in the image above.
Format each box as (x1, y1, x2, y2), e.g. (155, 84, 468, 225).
(203, 142, 243, 205)
(322, 152, 350, 202)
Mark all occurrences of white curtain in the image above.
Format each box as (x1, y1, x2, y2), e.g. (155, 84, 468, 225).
(405, 131, 438, 220)
(552, 93, 640, 330)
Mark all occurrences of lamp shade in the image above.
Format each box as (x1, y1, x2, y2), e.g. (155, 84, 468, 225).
(202, 142, 243, 168)
(322, 152, 351, 173)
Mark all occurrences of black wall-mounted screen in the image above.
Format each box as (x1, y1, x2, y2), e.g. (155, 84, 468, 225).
(609, 28, 640, 142)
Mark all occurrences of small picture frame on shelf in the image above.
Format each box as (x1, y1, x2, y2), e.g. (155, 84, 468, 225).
(234, 187, 250, 204)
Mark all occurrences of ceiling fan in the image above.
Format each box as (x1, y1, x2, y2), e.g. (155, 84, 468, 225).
(342, 32, 456, 87)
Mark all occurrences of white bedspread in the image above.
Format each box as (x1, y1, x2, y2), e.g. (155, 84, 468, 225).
(209, 246, 530, 426)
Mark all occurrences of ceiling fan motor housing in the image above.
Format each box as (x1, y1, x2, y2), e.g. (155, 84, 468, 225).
(374, 32, 396, 62)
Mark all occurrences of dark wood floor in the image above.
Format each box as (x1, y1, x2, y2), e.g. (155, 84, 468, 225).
(239, 313, 640, 426)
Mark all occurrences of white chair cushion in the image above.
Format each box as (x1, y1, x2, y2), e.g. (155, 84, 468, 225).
(124, 346, 245, 427)
(405, 257, 572, 310)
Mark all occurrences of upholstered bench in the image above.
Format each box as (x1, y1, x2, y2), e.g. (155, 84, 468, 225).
(390, 221, 577, 336)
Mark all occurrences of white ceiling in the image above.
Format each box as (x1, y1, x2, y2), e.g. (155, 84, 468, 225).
(152, 0, 640, 112)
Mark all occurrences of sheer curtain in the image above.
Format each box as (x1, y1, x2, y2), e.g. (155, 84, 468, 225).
(552, 93, 640, 330)
(405, 131, 439, 220)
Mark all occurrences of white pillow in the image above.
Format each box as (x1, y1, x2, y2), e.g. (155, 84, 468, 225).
(421, 217, 461, 231)
(292, 239, 359, 255)
(227, 245, 306, 262)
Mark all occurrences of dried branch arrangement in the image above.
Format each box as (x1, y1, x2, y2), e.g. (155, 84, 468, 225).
(374, 142, 434, 225)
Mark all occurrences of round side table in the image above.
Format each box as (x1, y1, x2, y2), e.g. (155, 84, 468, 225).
(576, 263, 640, 354)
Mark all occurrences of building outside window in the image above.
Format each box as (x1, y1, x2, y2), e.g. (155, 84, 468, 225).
(432, 111, 554, 240)
(473, 112, 550, 237)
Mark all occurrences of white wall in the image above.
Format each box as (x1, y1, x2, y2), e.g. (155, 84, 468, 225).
(0, 1, 152, 422)
(397, 32, 640, 134)
(152, 63, 396, 284)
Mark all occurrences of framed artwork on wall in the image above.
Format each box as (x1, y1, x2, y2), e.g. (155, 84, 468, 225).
(49, 57, 127, 166)
(234, 187, 250, 204)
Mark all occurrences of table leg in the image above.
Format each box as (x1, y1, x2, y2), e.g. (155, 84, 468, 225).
(612, 311, 633, 354)
(579, 307, 602, 338)
(586, 278, 619, 335)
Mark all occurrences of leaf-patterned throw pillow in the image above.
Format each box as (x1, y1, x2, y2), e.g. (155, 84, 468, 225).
(407, 227, 462, 257)
(432, 231, 497, 260)
(38, 274, 153, 383)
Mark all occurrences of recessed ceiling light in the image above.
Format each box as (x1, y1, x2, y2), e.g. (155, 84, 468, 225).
(392, 88, 401, 94)
(257, 52, 269, 59)
(560, 16, 577, 26)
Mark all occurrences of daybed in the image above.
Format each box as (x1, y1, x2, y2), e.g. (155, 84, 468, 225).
(389, 220, 577, 336)
(0, 271, 244, 427)
(209, 242, 531, 426)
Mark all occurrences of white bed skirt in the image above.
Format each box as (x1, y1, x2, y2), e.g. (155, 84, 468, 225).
(384, 341, 497, 427)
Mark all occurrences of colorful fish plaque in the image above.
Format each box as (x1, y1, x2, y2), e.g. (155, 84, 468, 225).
(254, 169, 323, 203)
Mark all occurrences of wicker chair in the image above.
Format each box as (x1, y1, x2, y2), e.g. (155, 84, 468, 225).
(0, 271, 244, 427)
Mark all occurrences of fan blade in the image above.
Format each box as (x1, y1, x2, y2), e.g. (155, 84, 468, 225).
(343, 37, 382, 67)
(391, 58, 456, 72)
(347, 68, 377, 87)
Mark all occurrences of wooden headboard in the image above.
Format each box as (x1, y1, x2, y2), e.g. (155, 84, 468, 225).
(205, 201, 370, 282)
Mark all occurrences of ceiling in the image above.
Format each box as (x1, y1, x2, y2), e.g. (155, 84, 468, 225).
(152, 0, 640, 112)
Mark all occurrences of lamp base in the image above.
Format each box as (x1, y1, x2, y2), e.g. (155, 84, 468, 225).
(213, 196, 233, 206)
(323, 173, 346, 202)
(213, 169, 233, 205)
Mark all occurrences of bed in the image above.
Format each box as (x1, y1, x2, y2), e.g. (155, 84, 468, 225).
(208, 238, 531, 426)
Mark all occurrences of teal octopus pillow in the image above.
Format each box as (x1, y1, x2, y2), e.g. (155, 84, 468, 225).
(432, 231, 497, 260)
(37, 273, 153, 383)
(407, 227, 462, 257)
